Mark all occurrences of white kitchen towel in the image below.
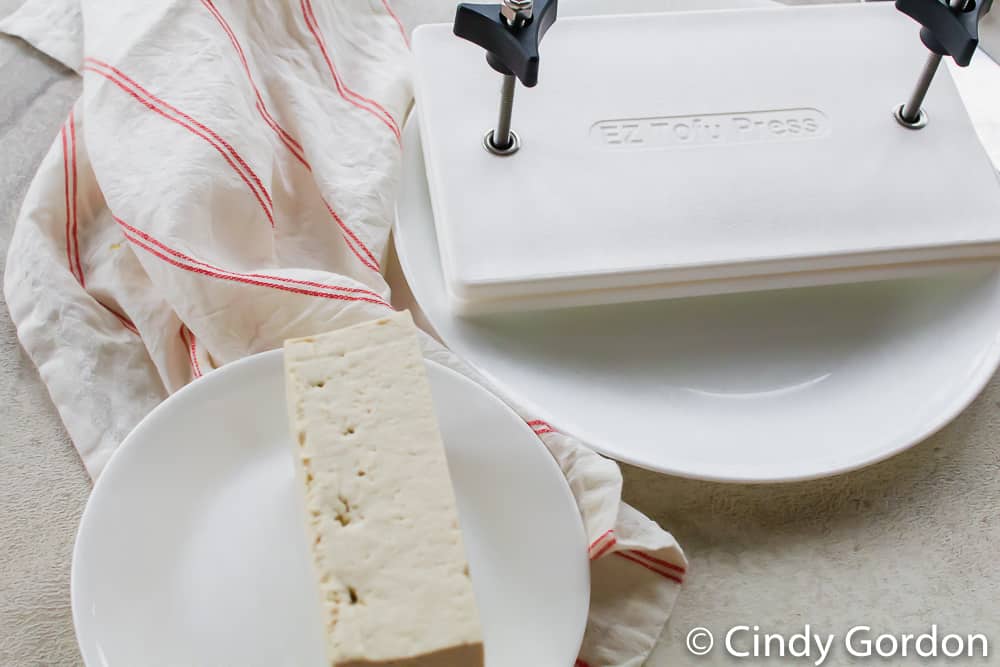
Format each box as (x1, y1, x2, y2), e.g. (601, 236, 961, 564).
(1, 1, 686, 666)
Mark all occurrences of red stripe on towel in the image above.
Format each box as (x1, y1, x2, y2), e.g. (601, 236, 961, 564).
(105, 307, 140, 336)
(82, 59, 275, 228)
(199, 0, 308, 167)
(381, 0, 410, 48)
(588, 529, 614, 553)
(623, 549, 687, 575)
(114, 217, 384, 301)
(589, 529, 687, 578)
(527, 419, 556, 435)
(320, 200, 381, 273)
(68, 110, 85, 285)
(84, 58, 272, 207)
(300, 0, 401, 142)
(590, 535, 618, 561)
(177, 6, 384, 273)
(179, 325, 203, 378)
(61, 121, 77, 283)
(117, 218, 391, 307)
(62, 112, 141, 336)
(614, 551, 684, 584)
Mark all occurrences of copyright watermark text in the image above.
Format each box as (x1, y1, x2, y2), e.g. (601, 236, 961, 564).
(685, 625, 988, 664)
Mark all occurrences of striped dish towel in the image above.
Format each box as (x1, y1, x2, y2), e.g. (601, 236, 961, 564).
(1, 1, 686, 665)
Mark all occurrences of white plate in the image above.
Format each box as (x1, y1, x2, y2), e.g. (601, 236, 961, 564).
(395, 113, 1000, 482)
(72, 353, 589, 666)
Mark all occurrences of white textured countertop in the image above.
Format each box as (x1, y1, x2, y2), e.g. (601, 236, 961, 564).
(2, 2, 999, 665)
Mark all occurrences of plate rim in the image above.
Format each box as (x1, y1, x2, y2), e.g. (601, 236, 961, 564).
(394, 109, 1000, 484)
(72, 349, 590, 665)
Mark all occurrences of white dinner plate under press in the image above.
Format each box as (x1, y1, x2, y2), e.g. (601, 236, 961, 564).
(72, 353, 589, 666)
(395, 34, 1000, 481)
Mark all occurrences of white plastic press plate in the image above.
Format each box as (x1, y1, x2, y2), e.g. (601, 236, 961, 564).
(413, 3, 1000, 314)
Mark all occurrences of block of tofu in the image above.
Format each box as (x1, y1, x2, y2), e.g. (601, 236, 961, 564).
(283, 311, 484, 667)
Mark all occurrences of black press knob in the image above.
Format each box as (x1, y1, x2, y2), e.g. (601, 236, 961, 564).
(453, 0, 559, 87)
(896, 0, 993, 67)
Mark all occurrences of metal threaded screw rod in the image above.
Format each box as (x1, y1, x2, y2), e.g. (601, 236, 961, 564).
(493, 74, 517, 150)
(899, 51, 943, 124)
(483, 0, 533, 155)
(897, 0, 968, 127)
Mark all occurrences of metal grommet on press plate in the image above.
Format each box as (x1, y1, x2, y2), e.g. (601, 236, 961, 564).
(894, 104, 928, 130)
(483, 129, 521, 156)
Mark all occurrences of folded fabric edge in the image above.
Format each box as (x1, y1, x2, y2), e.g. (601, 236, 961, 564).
(0, 0, 83, 73)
